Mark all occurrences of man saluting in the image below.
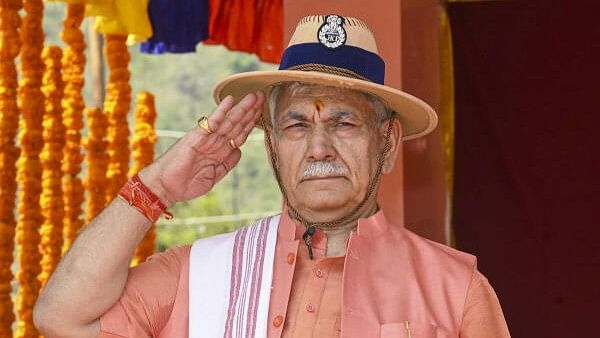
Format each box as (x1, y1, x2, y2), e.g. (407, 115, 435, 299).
(35, 14, 510, 337)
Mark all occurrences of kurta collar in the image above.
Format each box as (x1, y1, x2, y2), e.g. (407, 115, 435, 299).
(277, 205, 392, 242)
(355, 209, 391, 238)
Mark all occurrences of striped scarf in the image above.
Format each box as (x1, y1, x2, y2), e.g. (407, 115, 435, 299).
(189, 215, 280, 338)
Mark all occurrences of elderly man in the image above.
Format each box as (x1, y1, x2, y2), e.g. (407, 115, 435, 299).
(35, 14, 510, 337)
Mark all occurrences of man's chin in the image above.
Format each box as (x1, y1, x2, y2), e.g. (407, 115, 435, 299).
(297, 177, 351, 192)
(285, 183, 359, 215)
(289, 195, 355, 218)
(296, 184, 350, 201)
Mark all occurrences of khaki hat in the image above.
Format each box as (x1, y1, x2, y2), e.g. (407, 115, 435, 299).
(213, 14, 438, 140)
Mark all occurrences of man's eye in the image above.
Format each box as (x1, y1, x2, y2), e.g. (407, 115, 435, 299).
(286, 123, 307, 129)
(335, 122, 354, 128)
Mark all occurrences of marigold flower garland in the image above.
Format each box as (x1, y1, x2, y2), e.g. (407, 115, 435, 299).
(61, 3, 87, 252)
(130, 92, 158, 265)
(84, 107, 110, 222)
(16, 0, 45, 336)
(38, 46, 65, 289)
(0, 0, 22, 334)
(104, 34, 132, 203)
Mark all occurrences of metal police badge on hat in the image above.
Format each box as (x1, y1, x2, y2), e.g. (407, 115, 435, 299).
(318, 15, 346, 49)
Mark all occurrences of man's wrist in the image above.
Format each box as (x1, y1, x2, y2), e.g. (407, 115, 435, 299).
(118, 173, 173, 222)
(137, 167, 175, 208)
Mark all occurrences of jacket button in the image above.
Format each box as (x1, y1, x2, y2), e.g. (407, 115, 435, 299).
(314, 268, 325, 278)
(287, 253, 295, 265)
(273, 315, 284, 327)
(306, 303, 315, 312)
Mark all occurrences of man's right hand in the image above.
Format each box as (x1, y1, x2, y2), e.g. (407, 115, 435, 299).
(33, 91, 265, 338)
(139, 91, 265, 207)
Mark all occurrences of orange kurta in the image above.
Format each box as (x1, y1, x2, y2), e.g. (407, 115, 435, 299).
(100, 211, 509, 337)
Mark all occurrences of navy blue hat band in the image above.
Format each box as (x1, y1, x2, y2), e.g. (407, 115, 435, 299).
(279, 43, 386, 85)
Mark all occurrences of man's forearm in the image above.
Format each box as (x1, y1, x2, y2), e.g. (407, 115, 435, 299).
(33, 92, 263, 337)
(34, 197, 152, 337)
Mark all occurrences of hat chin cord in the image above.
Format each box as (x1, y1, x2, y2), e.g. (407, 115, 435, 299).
(261, 114, 395, 259)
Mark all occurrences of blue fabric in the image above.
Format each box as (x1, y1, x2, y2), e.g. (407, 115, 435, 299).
(140, 0, 209, 54)
(278, 43, 386, 84)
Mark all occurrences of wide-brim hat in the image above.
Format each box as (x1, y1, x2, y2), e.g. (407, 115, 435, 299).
(213, 14, 438, 140)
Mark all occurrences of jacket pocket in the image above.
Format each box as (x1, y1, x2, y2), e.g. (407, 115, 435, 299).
(380, 321, 438, 338)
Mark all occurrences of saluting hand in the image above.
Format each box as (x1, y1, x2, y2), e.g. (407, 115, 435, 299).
(139, 91, 265, 206)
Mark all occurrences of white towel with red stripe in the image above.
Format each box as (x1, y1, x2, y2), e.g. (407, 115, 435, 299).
(189, 215, 280, 338)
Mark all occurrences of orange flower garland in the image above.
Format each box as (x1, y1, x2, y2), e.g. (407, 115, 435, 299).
(130, 92, 158, 265)
(38, 46, 65, 288)
(61, 3, 87, 252)
(84, 107, 110, 222)
(0, 0, 22, 334)
(16, 0, 45, 336)
(104, 34, 132, 203)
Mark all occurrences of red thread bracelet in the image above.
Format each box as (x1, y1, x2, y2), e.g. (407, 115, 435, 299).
(117, 174, 173, 223)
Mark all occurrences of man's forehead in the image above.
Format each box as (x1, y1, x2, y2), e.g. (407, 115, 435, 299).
(277, 100, 372, 124)
(275, 84, 373, 113)
(278, 83, 368, 100)
(280, 109, 353, 122)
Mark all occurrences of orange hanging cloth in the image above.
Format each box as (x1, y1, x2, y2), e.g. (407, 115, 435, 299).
(206, 0, 282, 63)
(205, 0, 252, 50)
(252, 0, 283, 63)
(203, 0, 231, 46)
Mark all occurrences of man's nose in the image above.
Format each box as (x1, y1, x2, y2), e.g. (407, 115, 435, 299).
(306, 127, 336, 161)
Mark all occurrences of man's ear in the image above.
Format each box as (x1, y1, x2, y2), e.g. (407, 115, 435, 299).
(380, 118, 402, 174)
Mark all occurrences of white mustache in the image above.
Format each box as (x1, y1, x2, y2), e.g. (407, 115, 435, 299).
(302, 161, 348, 179)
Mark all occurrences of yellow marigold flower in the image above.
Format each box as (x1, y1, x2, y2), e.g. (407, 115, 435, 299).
(130, 92, 158, 265)
(61, 3, 86, 253)
(39, 45, 65, 289)
(84, 107, 110, 222)
(103, 34, 131, 204)
(0, 0, 22, 334)
(16, 0, 45, 336)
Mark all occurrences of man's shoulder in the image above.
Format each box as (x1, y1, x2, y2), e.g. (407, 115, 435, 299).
(190, 214, 281, 246)
(146, 245, 192, 266)
(396, 226, 477, 271)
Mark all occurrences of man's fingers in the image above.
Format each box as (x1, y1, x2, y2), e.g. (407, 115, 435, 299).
(244, 92, 265, 125)
(253, 91, 266, 109)
(227, 92, 265, 144)
(234, 117, 260, 146)
(232, 107, 262, 146)
(214, 150, 242, 182)
(187, 91, 264, 158)
(211, 93, 258, 134)
(215, 91, 264, 135)
(185, 95, 235, 147)
(226, 97, 265, 148)
(201, 95, 234, 132)
(228, 105, 260, 139)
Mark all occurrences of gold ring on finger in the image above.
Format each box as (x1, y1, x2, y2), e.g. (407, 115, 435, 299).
(229, 139, 239, 150)
(197, 116, 213, 134)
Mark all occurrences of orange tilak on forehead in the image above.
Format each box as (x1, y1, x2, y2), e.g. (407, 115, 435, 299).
(314, 99, 324, 112)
